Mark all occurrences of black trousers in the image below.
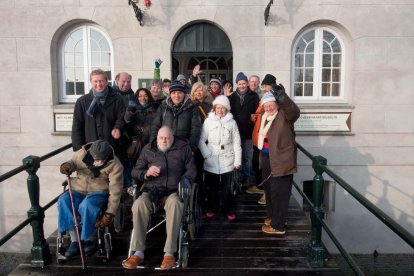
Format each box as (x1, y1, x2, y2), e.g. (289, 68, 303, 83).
(261, 152, 293, 230)
(252, 146, 263, 185)
(204, 171, 233, 214)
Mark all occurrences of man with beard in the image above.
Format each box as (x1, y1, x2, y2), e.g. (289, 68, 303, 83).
(122, 126, 196, 270)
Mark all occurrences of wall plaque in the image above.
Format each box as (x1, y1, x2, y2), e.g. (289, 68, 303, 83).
(295, 112, 351, 132)
(55, 113, 73, 132)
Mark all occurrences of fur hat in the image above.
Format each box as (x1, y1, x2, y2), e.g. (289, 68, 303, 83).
(177, 74, 187, 81)
(213, 95, 231, 111)
(169, 81, 186, 93)
(261, 92, 276, 105)
(89, 140, 112, 160)
(261, 74, 277, 86)
(235, 72, 248, 83)
(209, 78, 222, 87)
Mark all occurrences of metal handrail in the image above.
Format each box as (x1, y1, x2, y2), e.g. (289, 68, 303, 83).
(296, 142, 414, 276)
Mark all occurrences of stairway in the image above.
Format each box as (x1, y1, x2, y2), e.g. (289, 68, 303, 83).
(10, 192, 342, 275)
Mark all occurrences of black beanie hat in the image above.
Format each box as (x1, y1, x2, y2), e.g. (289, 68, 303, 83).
(89, 140, 112, 160)
(169, 81, 185, 93)
(261, 74, 277, 86)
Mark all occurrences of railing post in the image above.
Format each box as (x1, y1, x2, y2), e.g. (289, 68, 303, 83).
(308, 155, 327, 268)
(23, 155, 51, 267)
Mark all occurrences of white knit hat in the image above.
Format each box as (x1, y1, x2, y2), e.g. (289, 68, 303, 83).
(261, 92, 276, 105)
(212, 95, 231, 111)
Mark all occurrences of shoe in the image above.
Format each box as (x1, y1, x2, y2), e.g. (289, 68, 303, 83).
(226, 213, 236, 220)
(264, 218, 271, 226)
(64, 242, 80, 258)
(206, 212, 215, 218)
(246, 186, 264, 194)
(258, 194, 266, 205)
(160, 255, 176, 270)
(262, 224, 286, 235)
(122, 255, 144, 269)
(84, 240, 96, 255)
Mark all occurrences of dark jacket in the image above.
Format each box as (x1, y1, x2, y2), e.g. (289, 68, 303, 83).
(150, 96, 201, 150)
(71, 86, 125, 152)
(228, 89, 260, 140)
(267, 92, 300, 177)
(114, 86, 135, 108)
(131, 137, 197, 195)
(192, 100, 213, 123)
(124, 103, 157, 145)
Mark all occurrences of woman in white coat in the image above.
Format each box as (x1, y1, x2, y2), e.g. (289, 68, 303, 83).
(198, 95, 242, 220)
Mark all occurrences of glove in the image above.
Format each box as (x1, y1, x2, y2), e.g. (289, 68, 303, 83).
(60, 162, 74, 176)
(154, 58, 163, 69)
(95, 212, 114, 228)
(181, 176, 192, 190)
(272, 83, 285, 103)
(127, 104, 137, 113)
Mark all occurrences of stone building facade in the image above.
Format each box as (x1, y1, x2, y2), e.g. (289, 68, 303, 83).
(0, 0, 413, 254)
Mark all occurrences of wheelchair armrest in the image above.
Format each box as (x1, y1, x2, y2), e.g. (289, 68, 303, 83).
(178, 182, 191, 202)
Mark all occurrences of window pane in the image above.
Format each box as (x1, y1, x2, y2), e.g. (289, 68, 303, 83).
(322, 54, 331, 67)
(332, 39, 341, 53)
(101, 52, 111, 66)
(302, 30, 315, 43)
(323, 31, 335, 44)
(332, 83, 340, 96)
(305, 53, 314, 67)
(295, 53, 304, 67)
(304, 83, 313, 96)
(74, 40, 83, 52)
(75, 52, 83, 67)
(91, 29, 110, 51)
(322, 83, 330, 96)
(296, 40, 306, 54)
(65, 68, 75, 81)
(65, 82, 74, 95)
(323, 41, 332, 53)
(322, 69, 331, 82)
(295, 69, 303, 82)
(75, 67, 84, 81)
(332, 69, 341, 82)
(91, 52, 100, 66)
(294, 83, 303, 96)
(304, 69, 313, 82)
(306, 41, 314, 52)
(332, 54, 341, 67)
(65, 53, 74, 67)
(65, 37, 75, 52)
(75, 82, 85, 95)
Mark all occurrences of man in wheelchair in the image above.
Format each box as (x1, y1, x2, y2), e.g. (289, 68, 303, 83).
(122, 126, 196, 270)
(58, 139, 123, 258)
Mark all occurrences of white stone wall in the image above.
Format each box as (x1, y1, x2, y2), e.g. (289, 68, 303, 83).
(0, 0, 413, 253)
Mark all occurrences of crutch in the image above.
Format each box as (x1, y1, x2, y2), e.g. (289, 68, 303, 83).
(66, 175, 87, 270)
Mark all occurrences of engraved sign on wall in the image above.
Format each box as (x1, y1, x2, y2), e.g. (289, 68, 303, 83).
(55, 113, 73, 132)
(295, 113, 351, 132)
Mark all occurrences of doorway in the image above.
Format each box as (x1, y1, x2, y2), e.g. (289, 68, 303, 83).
(172, 22, 233, 84)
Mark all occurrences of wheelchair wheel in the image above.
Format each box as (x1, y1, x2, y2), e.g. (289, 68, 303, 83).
(188, 183, 202, 241)
(180, 244, 189, 268)
(104, 231, 111, 261)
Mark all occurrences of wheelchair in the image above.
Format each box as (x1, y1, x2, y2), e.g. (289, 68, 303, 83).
(56, 180, 113, 264)
(126, 181, 202, 268)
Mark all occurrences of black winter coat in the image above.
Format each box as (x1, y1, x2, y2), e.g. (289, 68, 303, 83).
(150, 97, 201, 150)
(71, 86, 125, 153)
(228, 89, 259, 140)
(124, 104, 157, 145)
(131, 137, 197, 196)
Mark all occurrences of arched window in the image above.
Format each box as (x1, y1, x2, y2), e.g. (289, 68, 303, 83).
(58, 24, 113, 103)
(292, 27, 345, 102)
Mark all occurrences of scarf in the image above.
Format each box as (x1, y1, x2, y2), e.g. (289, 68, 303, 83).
(86, 88, 109, 117)
(139, 103, 151, 110)
(257, 111, 277, 150)
(237, 90, 246, 105)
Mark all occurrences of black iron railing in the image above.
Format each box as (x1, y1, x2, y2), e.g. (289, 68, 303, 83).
(296, 142, 414, 276)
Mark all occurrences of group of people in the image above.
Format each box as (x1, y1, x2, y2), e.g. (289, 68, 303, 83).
(56, 65, 300, 270)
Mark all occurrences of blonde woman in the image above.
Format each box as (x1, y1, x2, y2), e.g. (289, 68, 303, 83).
(190, 81, 213, 123)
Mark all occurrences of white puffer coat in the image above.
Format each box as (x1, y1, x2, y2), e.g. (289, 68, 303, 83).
(198, 112, 242, 174)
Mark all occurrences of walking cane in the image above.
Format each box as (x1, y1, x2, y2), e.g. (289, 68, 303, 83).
(66, 175, 87, 270)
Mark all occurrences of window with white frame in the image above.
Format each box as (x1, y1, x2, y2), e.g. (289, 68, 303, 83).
(292, 27, 344, 102)
(58, 24, 113, 103)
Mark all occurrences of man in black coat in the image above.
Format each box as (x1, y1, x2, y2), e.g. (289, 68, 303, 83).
(228, 72, 260, 185)
(71, 69, 125, 155)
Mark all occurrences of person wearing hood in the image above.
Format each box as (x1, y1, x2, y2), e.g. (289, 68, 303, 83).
(149, 81, 201, 151)
(58, 140, 124, 258)
(198, 95, 242, 221)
